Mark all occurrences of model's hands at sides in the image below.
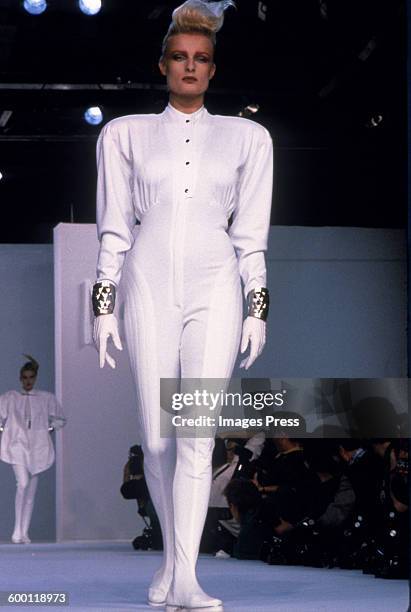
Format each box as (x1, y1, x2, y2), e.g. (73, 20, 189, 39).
(93, 313, 123, 369)
(239, 316, 266, 370)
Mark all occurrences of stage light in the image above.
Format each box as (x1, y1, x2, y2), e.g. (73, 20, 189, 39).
(0, 171, 3, 181)
(258, 2, 267, 22)
(319, 0, 328, 19)
(238, 104, 260, 118)
(84, 106, 103, 125)
(246, 104, 259, 114)
(23, 0, 47, 15)
(79, 0, 102, 16)
(365, 114, 383, 129)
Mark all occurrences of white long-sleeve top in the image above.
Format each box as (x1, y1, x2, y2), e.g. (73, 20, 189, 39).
(0, 390, 66, 475)
(96, 102, 273, 299)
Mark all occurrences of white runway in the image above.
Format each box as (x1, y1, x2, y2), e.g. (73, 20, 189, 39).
(0, 541, 408, 611)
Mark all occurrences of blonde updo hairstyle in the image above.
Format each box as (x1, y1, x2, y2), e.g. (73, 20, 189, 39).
(160, 0, 236, 61)
(20, 354, 39, 377)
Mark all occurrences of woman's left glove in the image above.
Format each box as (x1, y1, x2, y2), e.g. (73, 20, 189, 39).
(239, 316, 266, 370)
(93, 313, 123, 369)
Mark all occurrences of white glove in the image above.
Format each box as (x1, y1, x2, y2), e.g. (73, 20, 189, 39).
(93, 313, 123, 369)
(239, 316, 266, 370)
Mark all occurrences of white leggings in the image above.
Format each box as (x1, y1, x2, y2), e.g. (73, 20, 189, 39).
(123, 248, 243, 601)
(12, 464, 38, 538)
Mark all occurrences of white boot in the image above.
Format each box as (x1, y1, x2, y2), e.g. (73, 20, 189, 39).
(11, 481, 26, 543)
(143, 440, 176, 607)
(20, 474, 38, 544)
(148, 564, 171, 607)
(166, 438, 222, 610)
(20, 500, 34, 543)
(167, 571, 223, 609)
(11, 533, 23, 544)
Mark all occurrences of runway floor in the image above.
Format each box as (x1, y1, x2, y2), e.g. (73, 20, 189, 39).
(0, 541, 408, 611)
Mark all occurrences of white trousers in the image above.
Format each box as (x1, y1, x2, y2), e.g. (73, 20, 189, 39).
(123, 240, 243, 602)
(12, 464, 38, 539)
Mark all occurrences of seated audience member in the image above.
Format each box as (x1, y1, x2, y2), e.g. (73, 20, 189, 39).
(388, 437, 408, 513)
(370, 438, 400, 500)
(253, 435, 310, 494)
(226, 431, 266, 480)
(253, 435, 315, 530)
(120, 445, 162, 550)
(201, 432, 265, 554)
(306, 452, 356, 530)
(362, 437, 409, 578)
(338, 439, 381, 532)
(223, 478, 272, 560)
(264, 448, 355, 567)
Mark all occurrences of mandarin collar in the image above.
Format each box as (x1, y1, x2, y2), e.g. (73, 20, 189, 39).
(163, 102, 207, 124)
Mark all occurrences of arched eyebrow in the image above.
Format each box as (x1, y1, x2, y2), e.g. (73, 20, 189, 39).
(169, 49, 211, 56)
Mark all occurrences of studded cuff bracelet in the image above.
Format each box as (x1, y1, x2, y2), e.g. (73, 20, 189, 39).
(247, 287, 269, 322)
(92, 280, 116, 316)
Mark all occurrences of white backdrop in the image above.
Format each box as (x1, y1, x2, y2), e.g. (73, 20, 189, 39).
(54, 224, 141, 541)
(54, 223, 406, 541)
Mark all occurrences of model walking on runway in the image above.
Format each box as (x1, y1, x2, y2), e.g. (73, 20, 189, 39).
(0, 355, 66, 544)
(92, 1, 273, 608)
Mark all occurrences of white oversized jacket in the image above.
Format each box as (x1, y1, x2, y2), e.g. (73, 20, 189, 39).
(0, 390, 66, 475)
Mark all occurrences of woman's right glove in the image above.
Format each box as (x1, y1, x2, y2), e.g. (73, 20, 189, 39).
(92, 280, 122, 369)
(93, 313, 123, 369)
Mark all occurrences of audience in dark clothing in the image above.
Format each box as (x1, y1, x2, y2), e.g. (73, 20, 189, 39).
(124, 433, 408, 579)
(215, 434, 408, 579)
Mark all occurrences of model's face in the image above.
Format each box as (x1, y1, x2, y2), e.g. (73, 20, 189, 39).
(159, 33, 216, 98)
(20, 370, 37, 392)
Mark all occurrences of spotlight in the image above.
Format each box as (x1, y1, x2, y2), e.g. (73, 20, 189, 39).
(319, 0, 328, 20)
(365, 114, 383, 129)
(79, 0, 102, 16)
(238, 103, 260, 118)
(84, 106, 103, 125)
(23, 0, 47, 15)
(246, 103, 259, 114)
(258, 2, 267, 22)
(0, 171, 3, 181)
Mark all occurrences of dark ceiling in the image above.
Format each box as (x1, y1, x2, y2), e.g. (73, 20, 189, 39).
(0, 0, 407, 243)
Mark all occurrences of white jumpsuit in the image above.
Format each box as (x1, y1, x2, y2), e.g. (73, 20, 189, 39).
(96, 102, 273, 601)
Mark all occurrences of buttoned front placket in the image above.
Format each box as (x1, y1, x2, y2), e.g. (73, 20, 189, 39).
(182, 116, 194, 201)
(22, 392, 32, 429)
(166, 104, 205, 308)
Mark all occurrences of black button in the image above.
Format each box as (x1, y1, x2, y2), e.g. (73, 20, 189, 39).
(186, 119, 190, 123)
(186, 139, 190, 143)
(185, 188, 189, 193)
(185, 161, 190, 165)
